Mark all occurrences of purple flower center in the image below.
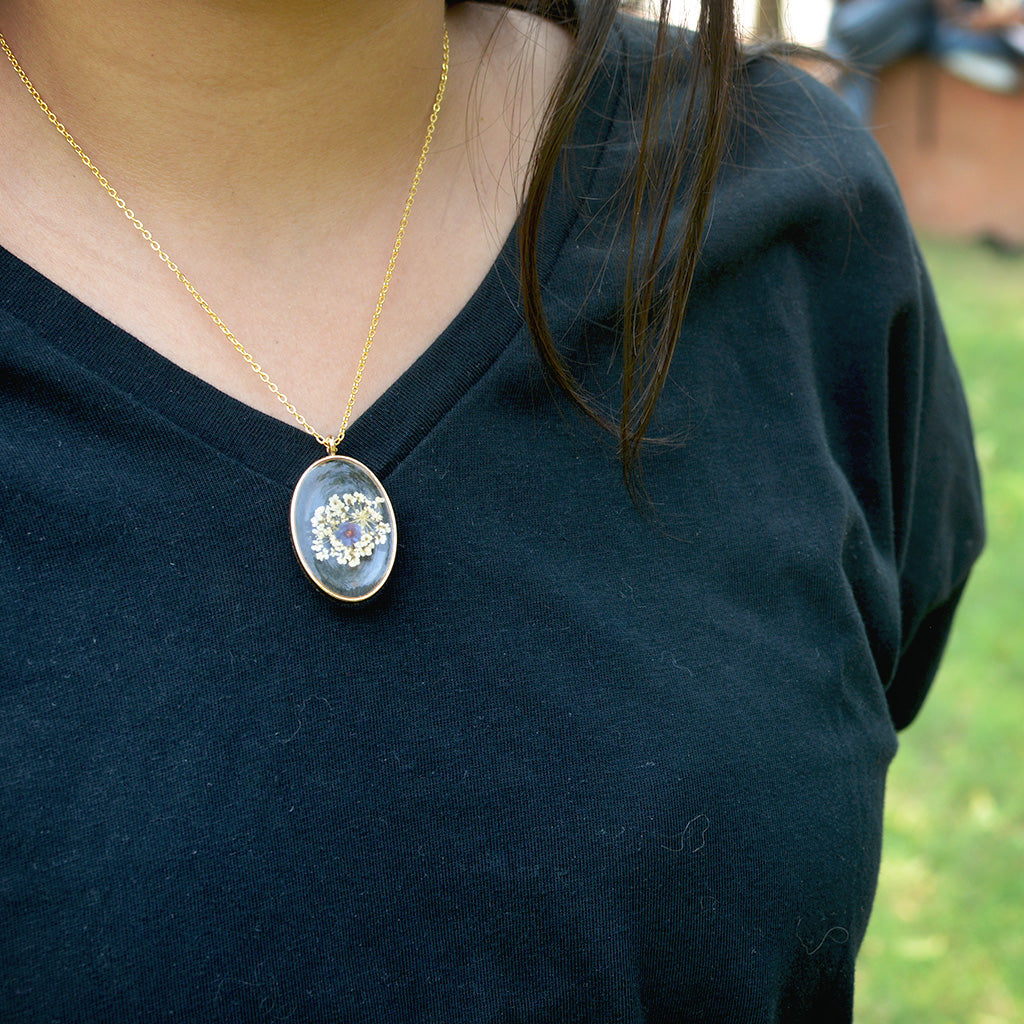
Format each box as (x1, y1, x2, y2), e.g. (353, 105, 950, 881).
(336, 522, 362, 547)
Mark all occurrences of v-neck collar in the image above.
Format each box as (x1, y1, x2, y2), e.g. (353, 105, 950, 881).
(0, 20, 624, 492)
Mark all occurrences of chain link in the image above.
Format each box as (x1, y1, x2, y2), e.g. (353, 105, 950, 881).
(1, 27, 449, 455)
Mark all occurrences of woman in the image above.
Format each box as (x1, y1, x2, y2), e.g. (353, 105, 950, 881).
(0, 1, 983, 1020)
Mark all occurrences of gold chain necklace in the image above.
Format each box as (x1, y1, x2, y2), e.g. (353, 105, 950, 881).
(1, 27, 449, 603)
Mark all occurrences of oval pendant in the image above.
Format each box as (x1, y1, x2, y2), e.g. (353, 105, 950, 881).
(290, 456, 397, 602)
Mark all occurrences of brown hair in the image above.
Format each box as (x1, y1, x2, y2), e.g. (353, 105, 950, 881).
(452, 0, 739, 496)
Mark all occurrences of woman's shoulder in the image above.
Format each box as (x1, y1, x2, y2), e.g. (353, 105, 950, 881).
(599, 16, 904, 213)
(574, 15, 915, 291)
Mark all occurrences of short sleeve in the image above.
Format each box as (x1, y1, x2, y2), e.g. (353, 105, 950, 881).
(884, 246, 984, 728)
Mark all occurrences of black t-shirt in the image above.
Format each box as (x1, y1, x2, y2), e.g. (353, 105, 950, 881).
(0, 17, 983, 1023)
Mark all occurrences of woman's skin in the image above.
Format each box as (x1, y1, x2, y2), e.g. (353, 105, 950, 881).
(0, 1, 571, 433)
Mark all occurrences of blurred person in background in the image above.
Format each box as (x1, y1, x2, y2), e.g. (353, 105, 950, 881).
(0, 0, 984, 1020)
(933, 0, 1024, 91)
(828, 0, 1024, 122)
(827, 0, 935, 120)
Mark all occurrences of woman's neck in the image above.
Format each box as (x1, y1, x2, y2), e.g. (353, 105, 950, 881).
(0, 0, 450, 229)
(0, 1, 574, 432)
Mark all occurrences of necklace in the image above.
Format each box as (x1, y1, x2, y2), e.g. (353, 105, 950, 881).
(1, 27, 449, 603)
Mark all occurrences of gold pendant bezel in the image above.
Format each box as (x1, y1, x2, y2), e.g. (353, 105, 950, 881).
(289, 455, 397, 603)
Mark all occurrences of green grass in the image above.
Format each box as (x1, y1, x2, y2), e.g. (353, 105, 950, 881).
(854, 237, 1024, 1023)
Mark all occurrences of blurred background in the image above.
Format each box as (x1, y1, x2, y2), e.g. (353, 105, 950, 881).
(658, 2, 1024, 1020)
